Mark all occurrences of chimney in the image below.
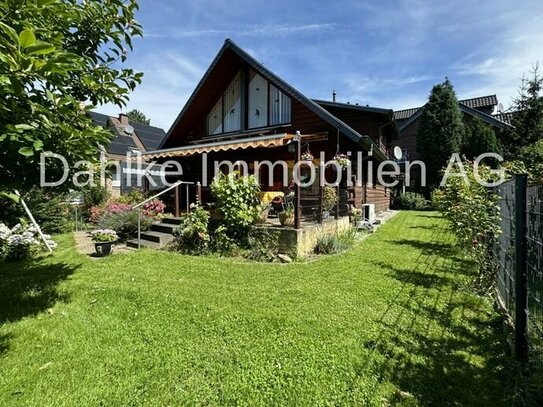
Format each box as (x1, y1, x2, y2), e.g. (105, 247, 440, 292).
(332, 90, 337, 102)
(119, 113, 129, 125)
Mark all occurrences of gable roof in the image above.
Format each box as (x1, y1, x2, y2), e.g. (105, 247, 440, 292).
(89, 112, 167, 155)
(493, 111, 514, 126)
(394, 94, 498, 122)
(159, 39, 389, 160)
(396, 98, 513, 132)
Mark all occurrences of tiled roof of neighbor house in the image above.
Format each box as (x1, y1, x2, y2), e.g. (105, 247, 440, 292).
(493, 112, 514, 125)
(89, 111, 167, 155)
(394, 94, 498, 121)
(393, 107, 421, 121)
(460, 94, 498, 109)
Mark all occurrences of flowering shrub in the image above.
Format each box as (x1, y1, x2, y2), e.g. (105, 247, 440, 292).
(142, 198, 166, 218)
(333, 153, 351, 169)
(90, 229, 118, 243)
(172, 206, 210, 254)
(0, 222, 57, 261)
(433, 158, 501, 292)
(105, 202, 132, 214)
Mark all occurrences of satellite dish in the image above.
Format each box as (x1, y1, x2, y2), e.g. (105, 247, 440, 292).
(124, 125, 134, 135)
(393, 146, 403, 160)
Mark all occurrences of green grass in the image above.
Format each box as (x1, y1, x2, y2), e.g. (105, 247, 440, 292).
(0, 212, 519, 406)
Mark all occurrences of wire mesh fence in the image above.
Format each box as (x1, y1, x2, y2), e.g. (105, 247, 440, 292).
(526, 184, 543, 366)
(492, 175, 543, 368)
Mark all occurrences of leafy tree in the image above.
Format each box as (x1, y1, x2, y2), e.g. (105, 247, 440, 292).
(126, 109, 150, 125)
(463, 117, 503, 160)
(417, 79, 465, 190)
(507, 64, 543, 157)
(0, 0, 143, 193)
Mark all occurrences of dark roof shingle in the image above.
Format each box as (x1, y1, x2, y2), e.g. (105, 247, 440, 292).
(394, 94, 498, 121)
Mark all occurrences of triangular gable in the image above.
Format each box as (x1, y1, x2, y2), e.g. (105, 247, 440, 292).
(159, 39, 377, 155)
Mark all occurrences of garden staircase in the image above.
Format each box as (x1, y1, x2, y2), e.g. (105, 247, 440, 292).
(127, 217, 183, 249)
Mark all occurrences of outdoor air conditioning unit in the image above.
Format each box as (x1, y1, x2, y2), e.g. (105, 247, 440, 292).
(362, 204, 376, 224)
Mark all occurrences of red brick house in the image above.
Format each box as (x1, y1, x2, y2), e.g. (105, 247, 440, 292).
(143, 39, 399, 222)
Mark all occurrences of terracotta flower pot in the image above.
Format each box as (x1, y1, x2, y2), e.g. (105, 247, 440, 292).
(253, 207, 270, 225)
(279, 212, 295, 227)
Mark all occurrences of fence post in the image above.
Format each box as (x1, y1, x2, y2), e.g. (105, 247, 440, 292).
(514, 174, 528, 360)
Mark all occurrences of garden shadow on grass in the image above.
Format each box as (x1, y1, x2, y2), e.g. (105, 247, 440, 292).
(0, 259, 79, 353)
(358, 225, 517, 406)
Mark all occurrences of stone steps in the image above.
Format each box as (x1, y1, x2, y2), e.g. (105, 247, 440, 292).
(126, 217, 182, 249)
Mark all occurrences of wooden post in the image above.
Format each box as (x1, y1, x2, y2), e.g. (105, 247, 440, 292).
(175, 183, 180, 218)
(318, 185, 324, 224)
(196, 182, 202, 205)
(295, 133, 301, 229)
(185, 183, 190, 213)
(335, 185, 340, 220)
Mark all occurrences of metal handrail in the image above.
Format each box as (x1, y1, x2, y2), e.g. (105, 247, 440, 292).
(132, 180, 193, 210)
(132, 180, 194, 249)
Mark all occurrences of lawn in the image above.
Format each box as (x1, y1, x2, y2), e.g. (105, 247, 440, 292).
(0, 211, 519, 406)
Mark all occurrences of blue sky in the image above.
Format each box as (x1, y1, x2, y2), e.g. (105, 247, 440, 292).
(100, 0, 543, 130)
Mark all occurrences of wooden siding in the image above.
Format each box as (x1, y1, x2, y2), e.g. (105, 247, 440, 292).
(365, 183, 390, 213)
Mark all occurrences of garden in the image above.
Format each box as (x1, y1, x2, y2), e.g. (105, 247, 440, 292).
(0, 211, 522, 406)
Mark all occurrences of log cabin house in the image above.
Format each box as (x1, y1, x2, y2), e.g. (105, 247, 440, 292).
(143, 39, 399, 227)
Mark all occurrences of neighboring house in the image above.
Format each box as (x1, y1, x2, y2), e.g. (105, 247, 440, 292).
(90, 112, 167, 196)
(394, 95, 514, 165)
(143, 38, 399, 215)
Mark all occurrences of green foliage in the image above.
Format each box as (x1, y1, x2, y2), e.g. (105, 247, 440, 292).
(463, 117, 503, 160)
(518, 139, 543, 183)
(0, 0, 143, 192)
(172, 207, 210, 255)
(97, 210, 153, 241)
(245, 227, 283, 262)
(417, 79, 465, 190)
(433, 158, 501, 292)
(314, 229, 356, 255)
(210, 225, 239, 256)
(211, 172, 261, 239)
(322, 185, 337, 210)
(393, 192, 429, 210)
(83, 185, 110, 209)
(507, 65, 543, 157)
(0, 187, 72, 234)
(126, 109, 150, 125)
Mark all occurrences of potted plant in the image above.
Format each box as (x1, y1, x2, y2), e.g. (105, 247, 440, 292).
(322, 185, 337, 219)
(301, 150, 314, 163)
(333, 153, 351, 169)
(91, 229, 118, 256)
(253, 203, 271, 225)
(278, 204, 295, 227)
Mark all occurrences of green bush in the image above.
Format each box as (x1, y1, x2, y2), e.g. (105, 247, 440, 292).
(97, 210, 153, 241)
(314, 229, 356, 255)
(0, 187, 72, 234)
(393, 192, 428, 210)
(245, 227, 283, 262)
(433, 158, 501, 292)
(83, 185, 110, 208)
(172, 207, 210, 255)
(210, 225, 238, 256)
(211, 172, 260, 241)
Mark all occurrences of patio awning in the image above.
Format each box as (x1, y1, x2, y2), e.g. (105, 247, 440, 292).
(143, 133, 290, 159)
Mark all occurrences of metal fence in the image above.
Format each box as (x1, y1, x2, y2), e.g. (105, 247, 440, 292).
(492, 174, 543, 366)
